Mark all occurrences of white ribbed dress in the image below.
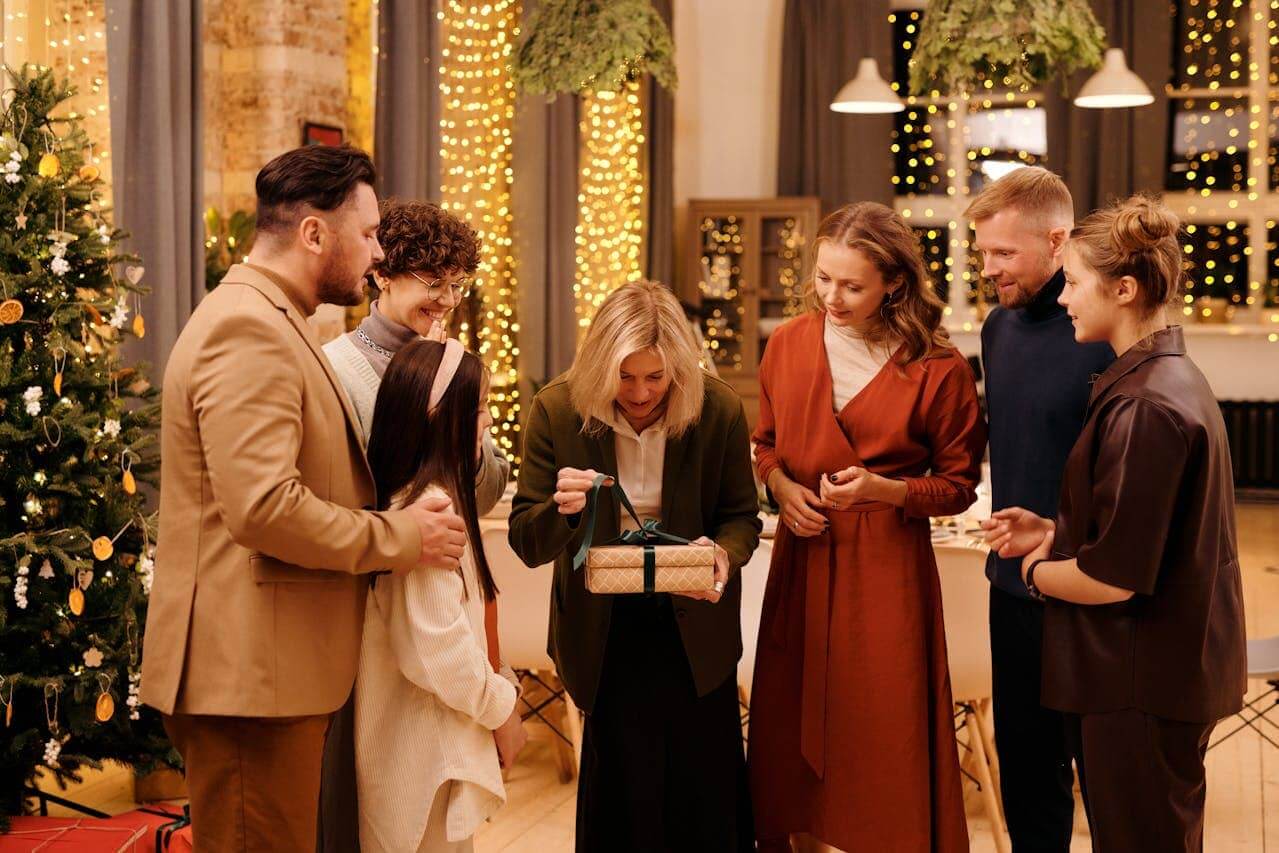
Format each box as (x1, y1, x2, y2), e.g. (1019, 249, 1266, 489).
(354, 485, 517, 852)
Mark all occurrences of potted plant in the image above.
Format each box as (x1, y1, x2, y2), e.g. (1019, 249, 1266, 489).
(510, 0, 677, 96)
(909, 0, 1106, 96)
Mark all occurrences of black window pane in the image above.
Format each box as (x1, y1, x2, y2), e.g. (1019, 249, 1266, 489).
(1168, 97, 1249, 192)
(1265, 221, 1279, 308)
(1181, 222, 1249, 320)
(1175, 0, 1250, 88)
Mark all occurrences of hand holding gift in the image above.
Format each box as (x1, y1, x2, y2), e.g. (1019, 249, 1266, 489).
(678, 536, 730, 604)
(554, 466, 612, 515)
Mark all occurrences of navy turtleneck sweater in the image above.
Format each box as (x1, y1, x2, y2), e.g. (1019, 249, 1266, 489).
(981, 268, 1115, 599)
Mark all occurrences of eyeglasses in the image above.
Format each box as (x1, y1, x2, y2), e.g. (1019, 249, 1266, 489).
(408, 270, 473, 300)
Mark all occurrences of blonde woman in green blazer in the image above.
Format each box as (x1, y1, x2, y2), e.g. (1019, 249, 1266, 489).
(510, 280, 761, 852)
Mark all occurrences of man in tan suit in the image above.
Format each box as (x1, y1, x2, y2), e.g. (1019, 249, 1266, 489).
(140, 145, 466, 851)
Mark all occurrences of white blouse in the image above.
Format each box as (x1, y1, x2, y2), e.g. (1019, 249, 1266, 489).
(606, 410, 667, 529)
(354, 486, 517, 852)
(825, 316, 894, 412)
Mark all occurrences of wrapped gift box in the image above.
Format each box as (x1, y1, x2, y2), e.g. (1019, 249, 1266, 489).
(585, 542, 715, 594)
(0, 808, 190, 853)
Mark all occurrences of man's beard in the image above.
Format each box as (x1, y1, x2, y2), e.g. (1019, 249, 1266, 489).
(995, 280, 1037, 309)
(315, 244, 367, 307)
(994, 259, 1055, 310)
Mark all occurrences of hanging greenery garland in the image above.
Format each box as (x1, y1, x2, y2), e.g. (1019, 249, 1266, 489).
(510, 0, 677, 97)
(909, 0, 1106, 96)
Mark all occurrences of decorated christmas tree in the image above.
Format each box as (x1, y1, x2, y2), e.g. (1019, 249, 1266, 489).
(0, 66, 178, 819)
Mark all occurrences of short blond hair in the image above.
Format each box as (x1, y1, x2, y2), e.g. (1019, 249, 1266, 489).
(566, 280, 706, 437)
(964, 166, 1074, 231)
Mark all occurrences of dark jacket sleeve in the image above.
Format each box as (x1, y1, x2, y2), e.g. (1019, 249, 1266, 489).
(711, 400, 762, 576)
(508, 394, 582, 568)
(1072, 396, 1188, 595)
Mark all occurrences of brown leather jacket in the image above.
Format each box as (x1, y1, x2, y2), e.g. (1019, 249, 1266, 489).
(1043, 326, 1247, 723)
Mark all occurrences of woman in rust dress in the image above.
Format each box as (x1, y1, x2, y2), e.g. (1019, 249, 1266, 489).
(749, 202, 986, 852)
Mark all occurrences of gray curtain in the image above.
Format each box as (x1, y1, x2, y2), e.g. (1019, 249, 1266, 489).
(105, 0, 203, 379)
(513, 90, 578, 386)
(1046, 0, 1173, 217)
(374, 0, 439, 200)
(644, 0, 674, 288)
(512, 0, 578, 386)
(777, 0, 893, 212)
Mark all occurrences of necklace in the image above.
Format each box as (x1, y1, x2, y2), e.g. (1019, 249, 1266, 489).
(356, 327, 396, 359)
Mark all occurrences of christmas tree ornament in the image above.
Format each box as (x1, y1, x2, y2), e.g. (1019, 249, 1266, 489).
(92, 519, 133, 561)
(94, 674, 114, 722)
(77, 568, 94, 590)
(39, 558, 54, 579)
(125, 265, 145, 285)
(133, 313, 145, 339)
(38, 152, 60, 178)
(52, 348, 66, 396)
(83, 646, 103, 668)
(68, 586, 85, 615)
(44, 683, 60, 735)
(78, 164, 100, 182)
(41, 417, 62, 448)
(14, 211, 27, 229)
(2, 677, 13, 727)
(0, 297, 21, 324)
(121, 452, 137, 495)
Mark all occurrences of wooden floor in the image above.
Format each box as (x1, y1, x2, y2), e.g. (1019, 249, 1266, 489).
(36, 503, 1279, 851)
(475, 502, 1279, 852)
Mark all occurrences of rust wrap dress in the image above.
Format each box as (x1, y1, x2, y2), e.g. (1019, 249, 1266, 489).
(748, 312, 986, 851)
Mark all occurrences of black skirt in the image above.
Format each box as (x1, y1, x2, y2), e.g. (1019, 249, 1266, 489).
(576, 594, 753, 852)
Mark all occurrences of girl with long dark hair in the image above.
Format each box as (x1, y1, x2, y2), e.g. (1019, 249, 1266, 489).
(354, 338, 525, 853)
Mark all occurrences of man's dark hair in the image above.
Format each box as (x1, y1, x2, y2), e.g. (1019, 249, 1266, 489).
(254, 144, 377, 236)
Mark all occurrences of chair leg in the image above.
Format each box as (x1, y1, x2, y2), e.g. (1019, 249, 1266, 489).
(976, 698, 1004, 828)
(533, 669, 573, 784)
(563, 689, 583, 772)
(965, 710, 1010, 853)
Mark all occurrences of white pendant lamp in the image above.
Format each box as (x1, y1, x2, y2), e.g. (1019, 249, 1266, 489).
(831, 58, 905, 114)
(1074, 48, 1154, 109)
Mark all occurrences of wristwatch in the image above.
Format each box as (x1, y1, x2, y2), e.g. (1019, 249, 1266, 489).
(1025, 559, 1047, 602)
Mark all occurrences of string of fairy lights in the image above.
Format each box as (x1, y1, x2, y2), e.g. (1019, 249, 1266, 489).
(437, 0, 522, 461)
(574, 81, 646, 335)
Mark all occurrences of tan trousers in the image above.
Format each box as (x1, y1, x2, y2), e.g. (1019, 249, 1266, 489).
(164, 712, 330, 852)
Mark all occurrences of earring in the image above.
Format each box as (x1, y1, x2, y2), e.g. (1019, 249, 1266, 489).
(880, 290, 897, 322)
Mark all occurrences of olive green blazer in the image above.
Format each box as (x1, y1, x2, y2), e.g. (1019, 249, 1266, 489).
(508, 375, 761, 713)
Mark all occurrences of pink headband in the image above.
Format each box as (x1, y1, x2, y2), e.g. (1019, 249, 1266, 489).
(428, 338, 466, 413)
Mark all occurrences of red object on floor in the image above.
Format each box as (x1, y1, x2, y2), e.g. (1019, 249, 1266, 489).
(0, 808, 192, 852)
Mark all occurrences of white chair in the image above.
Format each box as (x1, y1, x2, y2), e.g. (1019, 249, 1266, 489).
(935, 543, 1009, 853)
(480, 523, 581, 780)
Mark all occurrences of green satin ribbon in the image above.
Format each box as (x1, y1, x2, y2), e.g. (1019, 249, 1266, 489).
(571, 473, 692, 592)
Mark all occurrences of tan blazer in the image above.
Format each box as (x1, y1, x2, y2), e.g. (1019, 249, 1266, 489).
(140, 264, 421, 718)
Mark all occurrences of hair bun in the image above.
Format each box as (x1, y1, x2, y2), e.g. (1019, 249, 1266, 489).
(1110, 196, 1180, 253)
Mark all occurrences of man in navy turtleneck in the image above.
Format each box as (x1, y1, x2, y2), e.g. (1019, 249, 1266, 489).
(968, 168, 1114, 852)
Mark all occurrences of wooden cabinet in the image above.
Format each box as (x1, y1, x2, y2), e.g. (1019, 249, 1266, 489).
(682, 197, 821, 425)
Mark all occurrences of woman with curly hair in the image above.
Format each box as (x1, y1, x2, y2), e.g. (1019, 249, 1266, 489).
(318, 200, 522, 852)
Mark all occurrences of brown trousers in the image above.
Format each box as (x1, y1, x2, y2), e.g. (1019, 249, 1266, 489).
(1066, 709, 1215, 853)
(164, 712, 331, 852)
